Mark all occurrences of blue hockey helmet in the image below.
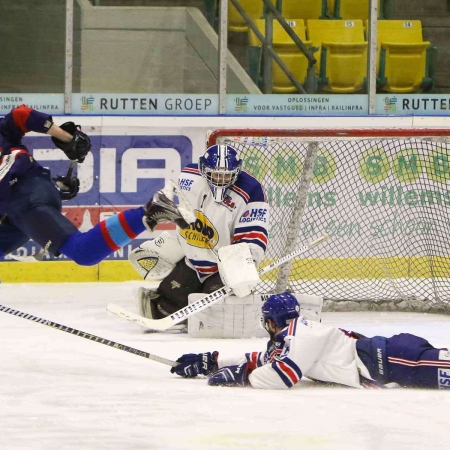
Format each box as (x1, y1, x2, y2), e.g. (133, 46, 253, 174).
(261, 292, 300, 329)
(199, 144, 242, 203)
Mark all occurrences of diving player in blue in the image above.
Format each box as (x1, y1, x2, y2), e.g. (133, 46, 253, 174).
(0, 104, 191, 265)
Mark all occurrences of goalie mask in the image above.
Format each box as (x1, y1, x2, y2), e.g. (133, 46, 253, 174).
(261, 292, 300, 330)
(199, 144, 243, 203)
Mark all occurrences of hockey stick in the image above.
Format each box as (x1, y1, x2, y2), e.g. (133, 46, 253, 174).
(162, 179, 196, 225)
(7, 161, 78, 263)
(107, 233, 329, 331)
(64, 160, 77, 184)
(7, 247, 46, 262)
(0, 304, 176, 367)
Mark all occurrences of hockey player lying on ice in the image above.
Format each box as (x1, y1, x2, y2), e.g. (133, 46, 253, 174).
(0, 105, 192, 265)
(171, 292, 450, 390)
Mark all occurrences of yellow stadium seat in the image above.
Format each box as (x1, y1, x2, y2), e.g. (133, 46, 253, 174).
(249, 19, 313, 93)
(307, 19, 367, 93)
(249, 18, 310, 51)
(333, 0, 382, 20)
(228, 0, 275, 33)
(281, 0, 328, 20)
(373, 20, 433, 93)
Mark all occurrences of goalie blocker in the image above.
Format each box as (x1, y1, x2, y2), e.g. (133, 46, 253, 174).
(217, 242, 261, 298)
(188, 292, 323, 338)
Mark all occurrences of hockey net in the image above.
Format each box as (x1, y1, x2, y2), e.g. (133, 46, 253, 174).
(208, 129, 450, 314)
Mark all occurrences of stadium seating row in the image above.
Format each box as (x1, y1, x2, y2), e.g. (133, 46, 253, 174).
(248, 19, 436, 94)
(228, 0, 384, 33)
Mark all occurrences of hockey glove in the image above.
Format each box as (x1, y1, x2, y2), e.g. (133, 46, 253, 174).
(170, 351, 219, 378)
(207, 362, 250, 387)
(52, 122, 91, 163)
(53, 175, 80, 201)
(143, 190, 191, 232)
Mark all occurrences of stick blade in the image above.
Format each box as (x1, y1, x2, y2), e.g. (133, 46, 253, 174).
(311, 233, 330, 247)
(9, 248, 47, 262)
(106, 303, 177, 331)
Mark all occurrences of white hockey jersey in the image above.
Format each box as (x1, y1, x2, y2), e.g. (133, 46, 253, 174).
(176, 164, 269, 281)
(218, 317, 366, 389)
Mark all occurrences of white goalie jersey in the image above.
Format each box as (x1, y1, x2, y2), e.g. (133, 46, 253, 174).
(177, 163, 269, 281)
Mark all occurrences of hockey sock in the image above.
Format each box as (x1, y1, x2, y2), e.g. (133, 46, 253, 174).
(59, 207, 146, 265)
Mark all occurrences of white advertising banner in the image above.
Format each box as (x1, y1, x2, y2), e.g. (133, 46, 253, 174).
(2, 94, 450, 116)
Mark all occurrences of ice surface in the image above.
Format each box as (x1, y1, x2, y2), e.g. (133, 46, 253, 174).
(0, 282, 449, 450)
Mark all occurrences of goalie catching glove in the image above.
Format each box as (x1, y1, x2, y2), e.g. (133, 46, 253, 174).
(52, 121, 91, 163)
(218, 243, 260, 297)
(170, 351, 219, 378)
(143, 190, 193, 232)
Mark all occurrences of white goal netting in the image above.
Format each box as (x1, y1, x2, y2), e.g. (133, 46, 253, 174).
(209, 129, 450, 314)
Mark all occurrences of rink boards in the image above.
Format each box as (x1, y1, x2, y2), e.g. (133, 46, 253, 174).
(0, 256, 447, 283)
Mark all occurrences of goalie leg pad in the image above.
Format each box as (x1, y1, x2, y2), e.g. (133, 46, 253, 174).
(188, 292, 323, 338)
(188, 293, 267, 339)
(294, 293, 323, 322)
(129, 231, 184, 280)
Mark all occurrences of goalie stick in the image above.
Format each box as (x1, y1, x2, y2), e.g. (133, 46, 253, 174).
(162, 179, 196, 225)
(107, 233, 329, 332)
(0, 303, 176, 367)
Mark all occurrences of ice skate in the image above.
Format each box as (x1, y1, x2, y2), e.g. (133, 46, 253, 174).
(137, 287, 186, 332)
(137, 287, 161, 319)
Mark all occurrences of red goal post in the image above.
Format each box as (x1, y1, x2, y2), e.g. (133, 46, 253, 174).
(207, 128, 450, 314)
(207, 128, 450, 143)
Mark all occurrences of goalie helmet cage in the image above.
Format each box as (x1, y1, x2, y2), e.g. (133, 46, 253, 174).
(207, 128, 450, 314)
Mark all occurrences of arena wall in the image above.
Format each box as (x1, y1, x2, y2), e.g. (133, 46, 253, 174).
(2, 114, 448, 282)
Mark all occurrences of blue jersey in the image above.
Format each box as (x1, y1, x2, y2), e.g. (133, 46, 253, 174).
(0, 105, 53, 215)
(0, 105, 147, 263)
